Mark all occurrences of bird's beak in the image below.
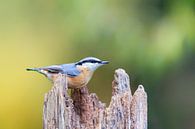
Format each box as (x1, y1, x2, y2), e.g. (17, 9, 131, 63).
(101, 61, 109, 64)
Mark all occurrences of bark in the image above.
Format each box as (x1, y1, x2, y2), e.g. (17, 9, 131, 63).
(43, 69, 147, 129)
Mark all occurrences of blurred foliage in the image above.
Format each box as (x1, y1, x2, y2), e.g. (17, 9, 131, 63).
(0, 0, 194, 129)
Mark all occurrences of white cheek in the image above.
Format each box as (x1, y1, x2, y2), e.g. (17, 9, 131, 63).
(82, 63, 99, 70)
(83, 63, 92, 67)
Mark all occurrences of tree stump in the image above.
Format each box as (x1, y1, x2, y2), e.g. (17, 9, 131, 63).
(43, 69, 147, 129)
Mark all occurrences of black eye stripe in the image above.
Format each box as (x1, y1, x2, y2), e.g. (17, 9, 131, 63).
(82, 60, 101, 63)
(76, 60, 101, 65)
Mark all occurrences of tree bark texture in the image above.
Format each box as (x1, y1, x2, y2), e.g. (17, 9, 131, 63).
(43, 69, 147, 129)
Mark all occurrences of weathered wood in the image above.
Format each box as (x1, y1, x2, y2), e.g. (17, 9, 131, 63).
(43, 69, 147, 129)
(130, 85, 147, 129)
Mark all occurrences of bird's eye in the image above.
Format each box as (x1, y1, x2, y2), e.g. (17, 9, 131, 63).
(76, 59, 101, 65)
(90, 60, 101, 63)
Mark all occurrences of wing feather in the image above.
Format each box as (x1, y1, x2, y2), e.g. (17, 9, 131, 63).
(42, 65, 63, 74)
(39, 63, 81, 77)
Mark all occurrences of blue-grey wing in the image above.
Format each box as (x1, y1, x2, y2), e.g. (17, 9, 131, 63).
(39, 63, 80, 77)
(61, 63, 81, 77)
(41, 65, 64, 73)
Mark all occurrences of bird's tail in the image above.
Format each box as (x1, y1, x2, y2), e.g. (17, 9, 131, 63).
(26, 68, 47, 77)
(26, 68, 40, 72)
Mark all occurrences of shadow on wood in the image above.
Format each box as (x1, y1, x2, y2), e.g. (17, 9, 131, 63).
(43, 68, 147, 129)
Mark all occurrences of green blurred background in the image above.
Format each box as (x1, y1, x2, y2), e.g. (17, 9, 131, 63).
(0, 0, 195, 129)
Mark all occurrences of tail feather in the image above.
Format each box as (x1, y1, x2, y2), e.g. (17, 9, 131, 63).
(26, 68, 39, 71)
(26, 68, 47, 76)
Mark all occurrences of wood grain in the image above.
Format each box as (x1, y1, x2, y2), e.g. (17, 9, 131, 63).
(43, 69, 147, 129)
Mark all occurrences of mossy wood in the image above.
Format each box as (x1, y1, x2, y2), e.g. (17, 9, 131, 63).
(43, 69, 147, 129)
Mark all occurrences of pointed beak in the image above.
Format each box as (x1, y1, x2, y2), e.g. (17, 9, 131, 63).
(101, 61, 109, 65)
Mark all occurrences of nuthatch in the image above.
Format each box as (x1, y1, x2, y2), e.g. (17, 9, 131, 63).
(27, 57, 109, 88)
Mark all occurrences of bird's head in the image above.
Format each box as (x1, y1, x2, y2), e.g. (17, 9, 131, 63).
(75, 57, 109, 71)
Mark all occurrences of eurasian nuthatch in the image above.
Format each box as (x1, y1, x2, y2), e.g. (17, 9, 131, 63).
(27, 57, 109, 88)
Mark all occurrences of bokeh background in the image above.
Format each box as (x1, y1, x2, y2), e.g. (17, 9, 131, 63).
(0, 0, 195, 129)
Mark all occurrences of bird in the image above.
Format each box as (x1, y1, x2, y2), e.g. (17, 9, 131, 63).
(26, 57, 109, 88)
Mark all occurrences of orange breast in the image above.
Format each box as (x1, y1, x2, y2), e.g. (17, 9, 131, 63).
(67, 66, 93, 88)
